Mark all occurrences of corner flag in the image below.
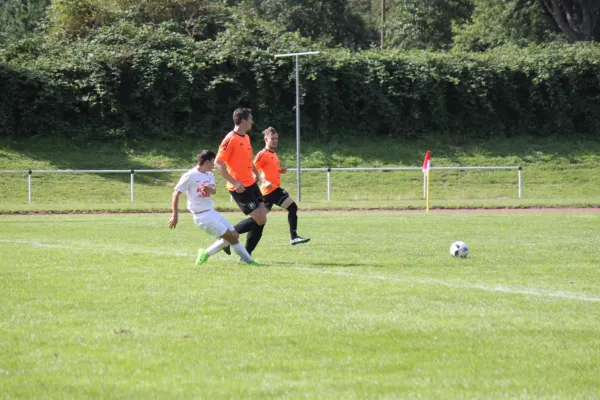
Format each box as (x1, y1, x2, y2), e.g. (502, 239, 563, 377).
(422, 151, 431, 212)
(422, 151, 431, 174)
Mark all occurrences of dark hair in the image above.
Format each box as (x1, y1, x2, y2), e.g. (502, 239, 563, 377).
(197, 150, 216, 166)
(233, 107, 252, 125)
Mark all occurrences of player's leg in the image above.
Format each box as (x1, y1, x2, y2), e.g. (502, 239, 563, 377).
(222, 217, 254, 255)
(223, 190, 251, 255)
(204, 238, 230, 256)
(279, 192, 310, 245)
(194, 211, 236, 264)
(218, 213, 259, 264)
(229, 184, 267, 256)
(233, 217, 256, 234)
(245, 202, 267, 255)
(223, 195, 273, 254)
(220, 229, 258, 264)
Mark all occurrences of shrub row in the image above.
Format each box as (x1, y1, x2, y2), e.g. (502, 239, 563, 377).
(1, 25, 599, 141)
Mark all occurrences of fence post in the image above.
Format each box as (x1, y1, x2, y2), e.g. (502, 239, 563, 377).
(130, 169, 135, 203)
(327, 167, 331, 201)
(28, 170, 32, 204)
(518, 166, 522, 199)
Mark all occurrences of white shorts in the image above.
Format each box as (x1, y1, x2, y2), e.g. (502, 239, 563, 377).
(192, 210, 234, 238)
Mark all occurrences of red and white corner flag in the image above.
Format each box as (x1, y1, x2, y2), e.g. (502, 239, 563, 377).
(423, 151, 431, 212)
(422, 151, 431, 174)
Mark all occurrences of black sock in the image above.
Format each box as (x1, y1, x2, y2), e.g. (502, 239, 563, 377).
(245, 223, 265, 255)
(234, 217, 256, 234)
(224, 218, 256, 255)
(287, 203, 298, 239)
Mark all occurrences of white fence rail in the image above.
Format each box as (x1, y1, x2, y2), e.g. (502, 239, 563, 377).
(303, 166, 523, 201)
(0, 166, 522, 204)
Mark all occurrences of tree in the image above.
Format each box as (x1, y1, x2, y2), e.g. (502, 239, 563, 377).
(541, 0, 600, 42)
(0, 0, 51, 44)
(239, 0, 373, 49)
(47, 0, 226, 40)
(384, 0, 472, 50)
(453, 0, 563, 51)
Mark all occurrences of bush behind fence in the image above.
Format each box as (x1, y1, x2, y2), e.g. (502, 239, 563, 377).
(2, 26, 600, 141)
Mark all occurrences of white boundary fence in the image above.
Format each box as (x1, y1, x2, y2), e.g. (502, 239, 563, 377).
(0, 166, 522, 204)
(305, 166, 523, 201)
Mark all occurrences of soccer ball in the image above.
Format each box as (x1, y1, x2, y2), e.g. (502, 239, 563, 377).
(450, 241, 469, 258)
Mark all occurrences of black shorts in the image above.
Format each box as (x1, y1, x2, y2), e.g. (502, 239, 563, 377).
(229, 183, 265, 215)
(263, 187, 290, 211)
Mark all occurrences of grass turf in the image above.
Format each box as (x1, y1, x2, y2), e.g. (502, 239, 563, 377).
(1, 211, 599, 398)
(1, 135, 600, 212)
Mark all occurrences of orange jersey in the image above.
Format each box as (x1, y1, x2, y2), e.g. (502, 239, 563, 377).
(254, 148, 281, 195)
(216, 131, 255, 191)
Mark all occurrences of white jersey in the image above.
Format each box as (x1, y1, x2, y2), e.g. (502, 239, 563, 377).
(174, 168, 215, 213)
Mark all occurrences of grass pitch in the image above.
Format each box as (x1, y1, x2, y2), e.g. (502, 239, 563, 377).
(2, 134, 600, 212)
(1, 211, 599, 398)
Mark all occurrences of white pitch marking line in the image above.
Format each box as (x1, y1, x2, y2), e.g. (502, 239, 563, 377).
(2, 238, 599, 303)
(0, 238, 190, 257)
(290, 267, 600, 303)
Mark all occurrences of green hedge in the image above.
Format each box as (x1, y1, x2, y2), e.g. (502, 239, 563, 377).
(1, 25, 600, 141)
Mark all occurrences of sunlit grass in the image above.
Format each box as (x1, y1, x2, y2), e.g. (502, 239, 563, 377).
(1, 212, 599, 398)
(1, 135, 600, 212)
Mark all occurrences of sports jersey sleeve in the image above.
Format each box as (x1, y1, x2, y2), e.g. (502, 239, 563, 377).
(254, 150, 266, 173)
(216, 133, 234, 163)
(174, 171, 190, 193)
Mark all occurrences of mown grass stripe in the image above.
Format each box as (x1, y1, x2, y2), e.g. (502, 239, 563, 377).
(3, 238, 599, 303)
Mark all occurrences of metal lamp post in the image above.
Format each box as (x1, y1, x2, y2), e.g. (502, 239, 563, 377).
(273, 51, 321, 202)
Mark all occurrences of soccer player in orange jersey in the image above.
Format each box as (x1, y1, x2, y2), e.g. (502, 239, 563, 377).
(215, 107, 268, 256)
(254, 127, 310, 245)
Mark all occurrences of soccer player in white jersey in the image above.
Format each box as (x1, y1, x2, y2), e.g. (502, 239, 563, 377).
(168, 150, 259, 265)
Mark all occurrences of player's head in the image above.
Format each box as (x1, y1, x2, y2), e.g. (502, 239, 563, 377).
(263, 127, 279, 150)
(233, 107, 253, 132)
(197, 150, 216, 169)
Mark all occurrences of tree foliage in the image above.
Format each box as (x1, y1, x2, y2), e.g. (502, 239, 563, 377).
(236, 0, 374, 49)
(2, 0, 600, 143)
(3, 0, 599, 50)
(2, 25, 600, 141)
(0, 0, 51, 44)
(453, 0, 564, 51)
(384, 0, 472, 50)
(47, 0, 228, 40)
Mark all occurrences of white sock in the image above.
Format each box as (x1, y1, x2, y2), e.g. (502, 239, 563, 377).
(206, 238, 230, 256)
(232, 242, 252, 262)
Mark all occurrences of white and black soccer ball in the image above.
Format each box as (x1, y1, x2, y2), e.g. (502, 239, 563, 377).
(450, 241, 469, 258)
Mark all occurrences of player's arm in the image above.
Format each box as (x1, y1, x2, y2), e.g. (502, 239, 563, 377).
(202, 183, 216, 195)
(253, 152, 271, 187)
(279, 166, 288, 174)
(252, 163, 262, 184)
(168, 190, 183, 229)
(215, 160, 244, 193)
(259, 166, 272, 188)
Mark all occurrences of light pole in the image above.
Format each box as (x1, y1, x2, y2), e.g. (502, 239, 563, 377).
(381, 0, 386, 49)
(273, 51, 321, 202)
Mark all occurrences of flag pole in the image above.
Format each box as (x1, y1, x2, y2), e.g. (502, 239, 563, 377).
(426, 169, 430, 213)
(422, 150, 431, 213)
